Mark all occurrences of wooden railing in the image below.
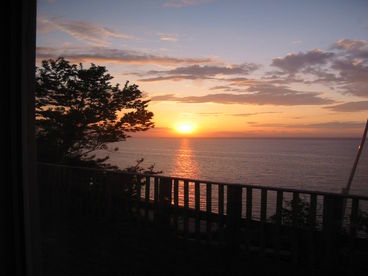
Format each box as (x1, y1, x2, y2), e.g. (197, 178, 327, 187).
(38, 162, 368, 270)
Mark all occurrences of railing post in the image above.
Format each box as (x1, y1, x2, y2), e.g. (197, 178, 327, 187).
(195, 181, 201, 239)
(226, 185, 242, 247)
(184, 180, 189, 239)
(144, 176, 150, 222)
(322, 195, 344, 269)
(307, 194, 317, 269)
(173, 179, 179, 231)
(349, 198, 359, 247)
(218, 184, 225, 244)
(159, 177, 172, 225)
(260, 189, 268, 256)
(291, 192, 300, 264)
(206, 183, 212, 243)
(122, 173, 134, 215)
(245, 187, 253, 253)
(274, 190, 283, 260)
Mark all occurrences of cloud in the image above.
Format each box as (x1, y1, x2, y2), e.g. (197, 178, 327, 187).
(163, 0, 212, 8)
(325, 101, 368, 112)
(268, 39, 368, 99)
(138, 75, 212, 82)
(158, 33, 179, 42)
(271, 49, 334, 74)
(209, 85, 247, 93)
(331, 59, 368, 98)
(137, 63, 259, 82)
(197, 112, 223, 116)
(252, 121, 364, 129)
(151, 84, 334, 106)
(36, 46, 214, 65)
(131, 127, 171, 137)
(164, 64, 258, 76)
(226, 78, 262, 86)
(37, 17, 55, 33)
(41, 18, 132, 46)
(332, 39, 368, 59)
(230, 112, 279, 117)
(196, 112, 279, 117)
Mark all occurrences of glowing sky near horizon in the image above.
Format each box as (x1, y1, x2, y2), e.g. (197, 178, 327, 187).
(36, 0, 368, 137)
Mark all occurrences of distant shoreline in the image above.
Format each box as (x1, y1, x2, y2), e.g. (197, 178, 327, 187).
(130, 136, 362, 140)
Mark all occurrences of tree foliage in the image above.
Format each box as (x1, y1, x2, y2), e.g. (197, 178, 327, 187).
(36, 57, 154, 167)
(270, 197, 313, 227)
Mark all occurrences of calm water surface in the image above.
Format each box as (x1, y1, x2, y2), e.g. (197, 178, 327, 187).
(97, 138, 368, 196)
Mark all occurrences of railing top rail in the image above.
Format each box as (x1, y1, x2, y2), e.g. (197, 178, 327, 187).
(38, 162, 368, 201)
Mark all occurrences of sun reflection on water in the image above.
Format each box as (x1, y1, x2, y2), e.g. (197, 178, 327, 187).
(172, 138, 199, 179)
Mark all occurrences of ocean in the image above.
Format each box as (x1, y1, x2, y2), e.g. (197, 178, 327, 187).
(97, 137, 368, 196)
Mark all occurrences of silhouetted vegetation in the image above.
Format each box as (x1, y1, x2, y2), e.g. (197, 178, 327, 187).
(270, 197, 312, 226)
(36, 57, 154, 168)
(357, 210, 368, 235)
(120, 158, 162, 199)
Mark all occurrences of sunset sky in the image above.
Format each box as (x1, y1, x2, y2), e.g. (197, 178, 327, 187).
(36, 0, 368, 137)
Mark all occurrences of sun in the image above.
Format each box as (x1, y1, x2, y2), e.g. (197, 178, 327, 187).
(175, 123, 196, 135)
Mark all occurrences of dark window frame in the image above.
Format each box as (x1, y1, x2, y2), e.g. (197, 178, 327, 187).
(4, 0, 39, 275)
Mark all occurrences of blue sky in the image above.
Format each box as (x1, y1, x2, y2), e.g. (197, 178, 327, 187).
(36, 0, 368, 137)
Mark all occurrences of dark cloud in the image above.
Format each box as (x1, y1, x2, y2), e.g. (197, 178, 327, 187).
(325, 101, 368, 112)
(298, 121, 365, 129)
(138, 75, 210, 82)
(137, 63, 259, 82)
(152, 64, 259, 76)
(151, 84, 334, 106)
(331, 59, 368, 98)
(36, 46, 214, 65)
(252, 121, 364, 129)
(209, 85, 246, 93)
(271, 49, 334, 74)
(268, 39, 368, 99)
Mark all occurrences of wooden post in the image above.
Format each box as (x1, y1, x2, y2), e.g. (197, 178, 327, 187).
(184, 180, 189, 239)
(195, 181, 200, 239)
(159, 177, 172, 225)
(349, 199, 359, 245)
(154, 177, 159, 223)
(123, 173, 134, 215)
(226, 185, 242, 247)
(307, 194, 317, 269)
(206, 183, 212, 243)
(135, 175, 142, 220)
(291, 192, 300, 264)
(145, 176, 150, 222)
(322, 195, 344, 269)
(218, 184, 225, 244)
(260, 189, 268, 256)
(245, 187, 253, 252)
(274, 191, 283, 260)
(173, 179, 179, 231)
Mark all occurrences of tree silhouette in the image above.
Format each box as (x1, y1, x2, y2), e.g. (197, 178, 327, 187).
(36, 57, 154, 167)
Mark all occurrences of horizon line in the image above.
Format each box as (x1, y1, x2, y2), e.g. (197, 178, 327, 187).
(129, 136, 364, 139)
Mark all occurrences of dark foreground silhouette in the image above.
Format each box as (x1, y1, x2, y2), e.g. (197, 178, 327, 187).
(38, 162, 368, 276)
(41, 206, 368, 276)
(41, 213, 296, 276)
